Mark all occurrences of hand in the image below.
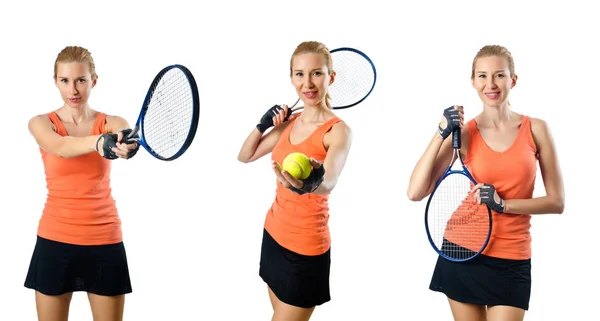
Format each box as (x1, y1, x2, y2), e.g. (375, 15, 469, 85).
(272, 157, 325, 195)
(471, 183, 505, 213)
(114, 129, 140, 159)
(96, 134, 119, 160)
(438, 105, 464, 139)
(256, 104, 299, 133)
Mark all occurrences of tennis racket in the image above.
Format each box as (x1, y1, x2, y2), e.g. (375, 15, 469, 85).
(424, 128, 492, 262)
(126, 64, 200, 161)
(288, 47, 377, 111)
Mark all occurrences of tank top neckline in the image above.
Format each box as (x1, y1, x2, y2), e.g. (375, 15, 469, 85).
(49, 111, 103, 137)
(287, 116, 341, 146)
(471, 115, 528, 154)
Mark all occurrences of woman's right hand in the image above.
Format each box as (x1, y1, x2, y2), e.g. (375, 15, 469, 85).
(256, 104, 297, 133)
(438, 105, 464, 139)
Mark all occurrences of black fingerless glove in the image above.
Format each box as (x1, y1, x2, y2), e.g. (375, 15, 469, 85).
(256, 105, 292, 133)
(480, 183, 505, 213)
(119, 128, 141, 159)
(289, 165, 325, 195)
(438, 106, 460, 139)
(96, 134, 119, 160)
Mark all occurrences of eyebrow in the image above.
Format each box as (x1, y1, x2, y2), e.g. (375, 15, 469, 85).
(476, 70, 506, 74)
(57, 76, 87, 79)
(293, 68, 323, 73)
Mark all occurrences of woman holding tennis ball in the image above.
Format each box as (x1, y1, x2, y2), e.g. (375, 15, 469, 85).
(238, 40, 353, 321)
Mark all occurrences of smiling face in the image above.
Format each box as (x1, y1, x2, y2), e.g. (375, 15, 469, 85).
(290, 52, 334, 108)
(54, 61, 97, 108)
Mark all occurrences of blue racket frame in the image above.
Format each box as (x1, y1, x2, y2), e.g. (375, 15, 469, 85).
(129, 64, 200, 161)
(424, 128, 493, 262)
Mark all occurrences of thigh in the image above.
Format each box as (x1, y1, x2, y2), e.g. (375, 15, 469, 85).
(35, 291, 73, 321)
(87, 293, 125, 321)
(447, 298, 487, 321)
(269, 287, 315, 321)
(487, 305, 525, 321)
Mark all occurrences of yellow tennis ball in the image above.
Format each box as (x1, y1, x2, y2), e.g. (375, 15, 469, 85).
(282, 152, 312, 180)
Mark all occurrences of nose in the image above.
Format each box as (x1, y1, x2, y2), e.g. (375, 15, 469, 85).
(303, 76, 315, 88)
(70, 82, 79, 95)
(487, 77, 498, 89)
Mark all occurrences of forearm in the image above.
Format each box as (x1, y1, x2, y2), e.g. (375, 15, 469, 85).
(407, 132, 445, 201)
(504, 195, 565, 215)
(237, 128, 263, 163)
(55, 135, 101, 158)
(312, 173, 337, 195)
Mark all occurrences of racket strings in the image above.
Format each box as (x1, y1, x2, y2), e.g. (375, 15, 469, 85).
(329, 51, 375, 107)
(143, 68, 194, 158)
(427, 174, 491, 260)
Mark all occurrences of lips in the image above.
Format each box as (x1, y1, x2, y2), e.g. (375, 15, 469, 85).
(303, 91, 317, 99)
(69, 98, 81, 103)
(484, 92, 499, 99)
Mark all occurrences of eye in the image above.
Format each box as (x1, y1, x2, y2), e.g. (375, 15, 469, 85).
(478, 74, 486, 79)
(295, 72, 303, 77)
(313, 71, 322, 76)
(60, 79, 68, 83)
(77, 79, 86, 83)
(496, 74, 505, 78)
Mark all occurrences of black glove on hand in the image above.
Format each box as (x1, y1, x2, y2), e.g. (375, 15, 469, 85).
(119, 128, 141, 159)
(289, 164, 325, 195)
(438, 106, 461, 139)
(480, 183, 505, 213)
(257, 105, 292, 133)
(96, 134, 119, 160)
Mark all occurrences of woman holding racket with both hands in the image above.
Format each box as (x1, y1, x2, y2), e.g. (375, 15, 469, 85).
(238, 41, 352, 321)
(24, 46, 140, 321)
(407, 45, 565, 321)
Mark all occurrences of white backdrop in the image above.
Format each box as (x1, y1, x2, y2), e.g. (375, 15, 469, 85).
(1, 0, 597, 320)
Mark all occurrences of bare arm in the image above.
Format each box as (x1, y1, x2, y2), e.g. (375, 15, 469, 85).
(104, 115, 132, 134)
(503, 118, 565, 214)
(237, 124, 293, 163)
(312, 122, 353, 195)
(28, 115, 100, 159)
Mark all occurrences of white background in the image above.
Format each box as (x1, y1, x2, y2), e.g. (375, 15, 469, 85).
(1, 0, 597, 320)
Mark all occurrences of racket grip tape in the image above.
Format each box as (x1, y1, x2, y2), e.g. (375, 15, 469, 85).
(452, 128, 461, 149)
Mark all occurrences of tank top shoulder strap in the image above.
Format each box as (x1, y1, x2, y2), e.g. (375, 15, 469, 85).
(519, 115, 537, 153)
(308, 117, 342, 146)
(47, 112, 67, 136)
(92, 112, 107, 135)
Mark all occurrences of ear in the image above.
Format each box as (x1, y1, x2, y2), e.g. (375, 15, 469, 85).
(510, 74, 518, 88)
(329, 70, 336, 85)
(54, 76, 58, 88)
(92, 75, 98, 88)
(471, 77, 476, 89)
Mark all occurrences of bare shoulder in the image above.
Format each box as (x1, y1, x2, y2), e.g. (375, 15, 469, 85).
(324, 119, 352, 150)
(529, 117, 553, 149)
(104, 114, 131, 133)
(28, 114, 54, 132)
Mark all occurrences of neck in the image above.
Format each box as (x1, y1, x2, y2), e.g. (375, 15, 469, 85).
(481, 102, 514, 127)
(58, 104, 93, 124)
(299, 103, 329, 122)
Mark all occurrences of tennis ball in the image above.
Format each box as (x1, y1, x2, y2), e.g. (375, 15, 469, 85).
(282, 152, 312, 180)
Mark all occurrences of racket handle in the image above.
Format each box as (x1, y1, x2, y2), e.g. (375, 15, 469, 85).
(452, 127, 461, 149)
(128, 125, 140, 139)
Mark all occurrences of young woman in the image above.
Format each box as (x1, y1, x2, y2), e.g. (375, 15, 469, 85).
(24, 46, 140, 321)
(238, 41, 353, 321)
(407, 45, 565, 321)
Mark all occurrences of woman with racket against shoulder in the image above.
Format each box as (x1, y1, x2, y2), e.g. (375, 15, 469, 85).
(407, 45, 565, 321)
(24, 46, 140, 321)
(238, 41, 353, 321)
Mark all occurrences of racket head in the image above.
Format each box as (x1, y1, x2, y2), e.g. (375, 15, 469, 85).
(290, 47, 377, 111)
(328, 47, 377, 109)
(425, 129, 492, 262)
(135, 64, 200, 161)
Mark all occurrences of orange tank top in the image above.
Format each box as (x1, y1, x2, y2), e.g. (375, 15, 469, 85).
(445, 115, 537, 260)
(37, 112, 122, 245)
(264, 116, 342, 256)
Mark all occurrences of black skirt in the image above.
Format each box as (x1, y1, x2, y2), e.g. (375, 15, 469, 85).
(24, 236, 132, 296)
(259, 229, 331, 308)
(430, 239, 532, 310)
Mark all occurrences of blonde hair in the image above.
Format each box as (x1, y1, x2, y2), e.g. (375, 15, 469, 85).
(290, 41, 333, 109)
(53, 46, 97, 79)
(471, 45, 515, 80)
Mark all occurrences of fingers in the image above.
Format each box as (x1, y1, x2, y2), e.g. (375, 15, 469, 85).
(309, 157, 323, 168)
(112, 142, 138, 159)
(271, 160, 303, 188)
(272, 104, 295, 127)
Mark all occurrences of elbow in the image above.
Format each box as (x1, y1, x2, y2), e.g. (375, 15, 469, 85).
(407, 187, 426, 202)
(556, 199, 565, 214)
